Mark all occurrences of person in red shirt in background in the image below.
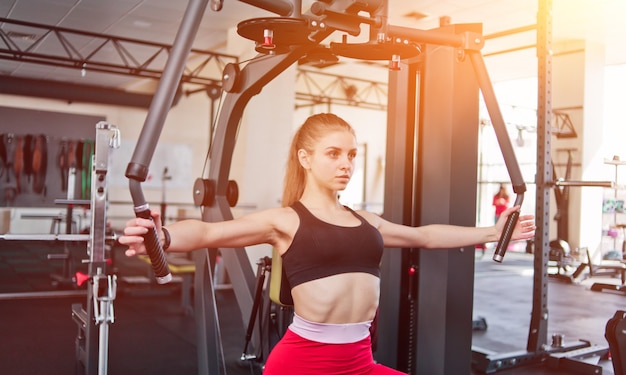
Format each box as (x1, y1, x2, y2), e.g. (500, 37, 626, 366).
(493, 184, 511, 224)
(477, 184, 511, 257)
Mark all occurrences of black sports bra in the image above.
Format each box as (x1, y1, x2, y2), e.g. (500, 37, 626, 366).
(282, 201, 384, 288)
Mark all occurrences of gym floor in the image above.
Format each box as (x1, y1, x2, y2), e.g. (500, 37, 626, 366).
(0, 241, 623, 375)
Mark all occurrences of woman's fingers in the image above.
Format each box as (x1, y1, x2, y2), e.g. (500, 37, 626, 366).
(119, 234, 147, 256)
(118, 233, 145, 245)
(519, 216, 536, 230)
(122, 224, 150, 237)
(118, 211, 161, 257)
(151, 210, 162, 224)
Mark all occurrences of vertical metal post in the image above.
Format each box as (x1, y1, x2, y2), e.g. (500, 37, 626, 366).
(87, 123, 117, 375)
(377, 59, 418, 369)
(528, 0, 552, 353)
(73, 122, 118, 375)
(413, 26, 480, 374)
(377, 23, 481, 374)
(194, 248, 222, 375)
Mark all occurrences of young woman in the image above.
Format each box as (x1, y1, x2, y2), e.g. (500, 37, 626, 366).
(119, 113, 535, 374)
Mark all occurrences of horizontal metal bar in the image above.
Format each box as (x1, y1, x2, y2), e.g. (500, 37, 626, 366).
(483, 44, 536, 57)
(0, 75, 157, 108)
(0, 290, 87, 300)
(0, 234, 117, 242)
(238, 0, 294, 16)
(387, 24, 464, 48)
(484, 24, 537, 40)
(553, 180, 614, 188)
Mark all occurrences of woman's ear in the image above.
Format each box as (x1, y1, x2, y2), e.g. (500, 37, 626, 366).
(297, 149, 310, 169)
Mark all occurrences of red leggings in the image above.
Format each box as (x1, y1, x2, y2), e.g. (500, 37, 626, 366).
(263, 329, 406, 375)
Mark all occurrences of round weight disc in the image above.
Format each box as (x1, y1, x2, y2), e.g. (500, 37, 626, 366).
(193, 178, 215, 207)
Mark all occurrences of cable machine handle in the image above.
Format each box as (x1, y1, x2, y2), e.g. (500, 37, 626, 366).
(493, 211, 519, 262)
(125, 0, 208, 283)
(135, 205, 172, 283)
(492, 195, 523, 262)
(468, 50, 527, 262)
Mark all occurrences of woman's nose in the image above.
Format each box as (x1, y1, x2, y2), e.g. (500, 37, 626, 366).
(339, 158, 352, 171)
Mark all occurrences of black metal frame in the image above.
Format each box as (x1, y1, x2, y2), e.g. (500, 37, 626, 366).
(471, 1, 610, 373)
(123, 0, 575, 374)
(196, 4, 526, 374)
(195, 36, 331, 375)
(377, 22, 507, 373)
(126, 0, 212, 286)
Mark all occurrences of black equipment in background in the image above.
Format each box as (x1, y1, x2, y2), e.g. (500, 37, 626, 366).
(606, 310, 626, 375)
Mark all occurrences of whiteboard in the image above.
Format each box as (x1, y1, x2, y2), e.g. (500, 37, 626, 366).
(109, 140, 193, 189)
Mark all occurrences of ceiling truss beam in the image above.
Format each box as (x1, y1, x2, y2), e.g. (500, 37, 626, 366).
(0, 17, 237, 88)
(295, 68, 387, 110)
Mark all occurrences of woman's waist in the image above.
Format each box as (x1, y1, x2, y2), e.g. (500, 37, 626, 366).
(288, 313, 373, 344)
(291, 273, 379, 322)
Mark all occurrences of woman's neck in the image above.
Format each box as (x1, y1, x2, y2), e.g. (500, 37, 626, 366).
(299, 191, 342, 211)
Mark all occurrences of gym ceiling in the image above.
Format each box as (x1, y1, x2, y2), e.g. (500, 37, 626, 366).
(1, 0, 625, 103)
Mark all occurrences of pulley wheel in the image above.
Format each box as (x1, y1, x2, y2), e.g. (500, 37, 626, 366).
(193, 178, 215, 207)
(226, 180, 239, 208)
(222, 63, 242, 93)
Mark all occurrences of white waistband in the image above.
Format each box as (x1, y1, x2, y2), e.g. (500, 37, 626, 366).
(288, 313, 372, 344)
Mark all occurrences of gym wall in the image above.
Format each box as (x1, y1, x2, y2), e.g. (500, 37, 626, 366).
(0, 106, 104, 207)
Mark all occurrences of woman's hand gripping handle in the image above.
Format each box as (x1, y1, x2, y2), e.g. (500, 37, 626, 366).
(135, 207, 172, 284)
(492, 210, 519, 263)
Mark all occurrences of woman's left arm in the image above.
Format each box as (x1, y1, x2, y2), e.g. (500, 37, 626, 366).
(361, 205, 535, 249)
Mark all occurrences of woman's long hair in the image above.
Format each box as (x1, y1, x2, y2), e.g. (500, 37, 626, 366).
(281, 113, 355, 207)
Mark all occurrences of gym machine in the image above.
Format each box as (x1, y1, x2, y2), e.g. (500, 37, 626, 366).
(128, 1, 528, 374)
(376, 19, 526, 375)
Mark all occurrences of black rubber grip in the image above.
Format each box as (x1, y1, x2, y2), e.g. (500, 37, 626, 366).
(492, 211, 520, 263)
(136, 208, 172, 284)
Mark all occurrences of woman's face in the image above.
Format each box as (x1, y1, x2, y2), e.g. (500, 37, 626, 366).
(300, 129, 357, 192)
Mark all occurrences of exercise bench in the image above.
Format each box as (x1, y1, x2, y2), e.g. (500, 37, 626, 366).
(572, 247, 626, 293)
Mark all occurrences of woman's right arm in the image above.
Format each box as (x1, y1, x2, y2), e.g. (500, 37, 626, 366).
(119, 207, 294, 256)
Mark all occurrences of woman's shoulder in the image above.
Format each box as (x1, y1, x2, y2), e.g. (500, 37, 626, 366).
(248, 205, 297, 220)
(234, 205, 298, 233)
(248, 205, 299, 230)
(354, 209, 384, 228)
